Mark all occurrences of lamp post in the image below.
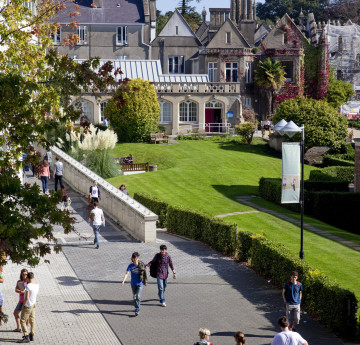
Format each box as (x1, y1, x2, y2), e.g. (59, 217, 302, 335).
(273, 120, 305, 260)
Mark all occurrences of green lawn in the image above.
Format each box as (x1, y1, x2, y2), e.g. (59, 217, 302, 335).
(108, 138, 360, 306)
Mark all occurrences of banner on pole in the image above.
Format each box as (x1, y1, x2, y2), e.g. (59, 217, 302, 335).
(281, 143, 300, 204)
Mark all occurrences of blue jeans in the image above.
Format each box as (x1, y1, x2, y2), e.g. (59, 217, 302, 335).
(157, 277, 168, 303)
(131, 284, 143, 314)
(93, 225, 100, 247)
(41, 176, 48, 193)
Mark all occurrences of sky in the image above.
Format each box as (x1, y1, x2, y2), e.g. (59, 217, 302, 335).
(156, 0, 264, 19)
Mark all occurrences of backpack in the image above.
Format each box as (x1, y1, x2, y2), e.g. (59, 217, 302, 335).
(286, 280, 301, 287)
(149, 253, 159, 279)
(138, 260, 148, 285)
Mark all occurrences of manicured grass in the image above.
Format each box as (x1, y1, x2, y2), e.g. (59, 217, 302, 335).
(108, 138, 359, 308)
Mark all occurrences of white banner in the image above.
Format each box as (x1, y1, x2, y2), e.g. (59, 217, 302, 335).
(281, 143, 300, 204)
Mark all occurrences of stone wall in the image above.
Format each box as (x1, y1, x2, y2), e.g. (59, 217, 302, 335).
(37, 145, 158, 242)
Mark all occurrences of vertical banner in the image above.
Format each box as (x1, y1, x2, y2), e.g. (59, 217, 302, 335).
(281, 143, 300, 204)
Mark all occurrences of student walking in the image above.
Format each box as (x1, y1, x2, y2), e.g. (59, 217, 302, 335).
(17, 272, 39, 343)
(234, 331, 246, 345)
(44, 148, 52, 174)
(89, 180, 101, 204)
(88, 201, 105, 249)
(194, 328, 213, 345)
(61, 187, 71, 211)
(146, 245, 176, 307)
(282, 271, 303, 331)
(121, 252, 147, 316)
(53, 157, 64, 192)
(13, 269, 29, 333)
(271, 316, 308, 345)
(39, 160, 50, 194)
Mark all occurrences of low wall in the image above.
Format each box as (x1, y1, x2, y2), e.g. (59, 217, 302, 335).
(37, 145, 158, 242)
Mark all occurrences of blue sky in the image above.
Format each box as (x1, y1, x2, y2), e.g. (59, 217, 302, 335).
(156, 0, 263, 20)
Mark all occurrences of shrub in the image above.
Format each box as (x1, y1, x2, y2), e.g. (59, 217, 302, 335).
(249, 235, 358, 337)
(235, 122, 256, 144)
(237, 231, 253, 262)
(106, 79, 160, 142)
(323, 154, 355, 167)
(166, 205, 237, 255)
(133, 193, 168, 228)
(84, 149, 120, 179)
(309, 167, 354, 184)
(304, 181, 348, 192)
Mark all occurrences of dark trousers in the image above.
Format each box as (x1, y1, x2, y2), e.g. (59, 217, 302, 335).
(54, 175, 64, 191)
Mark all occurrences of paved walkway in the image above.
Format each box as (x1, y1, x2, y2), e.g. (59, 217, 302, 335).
(235, 196, 360, 252)
(0, 173, 353, 344)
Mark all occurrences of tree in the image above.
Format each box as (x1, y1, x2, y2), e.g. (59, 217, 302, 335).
(235, 122, 256, 144)
(273, 97, 348, 149)
(255, 57, 286, 119)
(178, 0, 200, 15)
(325, 70, 354, 110)
(156, 10, 173, 35)
(0, 0, 118, 266)
(257, 0, 329, 23)
(106, 79, 160, 143)
(323, 0, 360, 24)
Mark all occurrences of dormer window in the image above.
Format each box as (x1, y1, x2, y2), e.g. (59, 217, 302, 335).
(77, 25, 88, 45)
(226, 32, 231, 44)
(117, 26, 128, 45)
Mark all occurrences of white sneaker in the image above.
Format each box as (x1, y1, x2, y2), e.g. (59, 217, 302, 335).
(161, 303, 166, 307)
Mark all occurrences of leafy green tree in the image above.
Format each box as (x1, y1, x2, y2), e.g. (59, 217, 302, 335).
(255, 57, 286, 119)
(0, 0, 117, 266)
(257, 0, 328, 23)
(178, 0, 200, 15)
(325, 70, 354, 110)
(235, 122, 256, 144)
(156, 10, 173, 35)
(106, 79, 161, 142)
(273, 97, 348, 149)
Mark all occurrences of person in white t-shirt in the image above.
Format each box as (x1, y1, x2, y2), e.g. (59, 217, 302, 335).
(17, 272, 39, 343)
(88, 201, 105, 249)
(271, 316, 308, 345)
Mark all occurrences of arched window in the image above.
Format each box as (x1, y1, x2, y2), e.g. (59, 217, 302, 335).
(79, 100, 93, 122)
(100, 101, 108, 122)
(205, 101, 223, 108)
(179, 101, 197, 122)
(159, 101, 172, 123)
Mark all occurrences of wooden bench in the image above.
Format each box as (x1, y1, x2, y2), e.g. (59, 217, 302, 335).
(150, 133, 169, 144)
(121, 162, 149, 172)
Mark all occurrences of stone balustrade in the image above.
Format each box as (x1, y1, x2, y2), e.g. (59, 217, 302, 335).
(37, 145, 158, 242)
(154, 82, 240, 94)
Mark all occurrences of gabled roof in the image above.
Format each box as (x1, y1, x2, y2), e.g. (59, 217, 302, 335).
(157, 9, 198, 39)
(259, 14, 308, 51)
(52, 0, 145, 24)
(206, 17, 251, 49)
(254, 23, 271, 46)
(195, 21, 209, 40)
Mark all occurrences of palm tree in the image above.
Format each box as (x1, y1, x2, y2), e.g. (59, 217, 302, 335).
(255, 57, 286, 120)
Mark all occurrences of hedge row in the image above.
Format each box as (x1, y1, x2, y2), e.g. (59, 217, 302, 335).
(258, 178, 359, 234)
(248, 234, 358, 337)
(133, 193, 237, 255)
(309, 167, 354, 184)
(323, 154, 354, 167)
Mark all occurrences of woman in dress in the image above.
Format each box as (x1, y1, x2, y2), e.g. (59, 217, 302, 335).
(13, 269, 29, 332)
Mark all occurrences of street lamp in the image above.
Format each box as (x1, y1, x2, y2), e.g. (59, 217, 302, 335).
(272, 120, 305, 260)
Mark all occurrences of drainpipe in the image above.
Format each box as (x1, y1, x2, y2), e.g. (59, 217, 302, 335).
(141, 25, 152, 60)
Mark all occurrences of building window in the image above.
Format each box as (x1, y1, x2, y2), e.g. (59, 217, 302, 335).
(79, 100, 93, 122)
(116, 55, 128, 60)
(244, 97, 252, 108)
(284, 32, 288, 44)
(117, 26, 128, 45)
(225, 62, 238, 82)
(23, 1, 36, 12)
(159, 101, 172, 122)
(51, 28, 61, 45)
(337, 69, 343, 80)
(226, 32, 231, 44)
(338, 36, 343, 51)
(208, 62, 218, 82)
(176, 26, 179, 35)
(100, 101, 108, 123)
(168, 56, 185, 74)
(245, 62, 252, 83)
(282, 61, 294, 81)
(77, 25, 88, 45)
(179, 101, 197, 122)
(205, 101, 223, 108)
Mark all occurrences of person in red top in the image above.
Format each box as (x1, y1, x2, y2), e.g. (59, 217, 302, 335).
(39, 160, 50, 194)
(13, 269, 29, 332)
(146, 245, 176, 307)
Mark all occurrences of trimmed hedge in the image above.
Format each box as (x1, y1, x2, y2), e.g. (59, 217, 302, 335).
(309, 167, 354, 184)
(323, 154, 354, 167)
(304, 180, 348, 192)
(133, 192, 168, 228)
(250, 234, 358, 337)
(166, 205, 237, 255)
(237, 231, 253, 262)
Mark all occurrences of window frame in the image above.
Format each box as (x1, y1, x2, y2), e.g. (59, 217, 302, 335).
(179, 101, 197, 122)
(245, 61, 252, 83)
(116, 26, 128, 45)
(208, 62, 218, 82)
(159, 101, 172, 123)
(100, 101, 108, 123)
(51, 27, 61, 45)
(225, 62, 238, 82)
(168, 56, 185, 74)
(226, 31, 231, 44)
(77, 25, 88, 45)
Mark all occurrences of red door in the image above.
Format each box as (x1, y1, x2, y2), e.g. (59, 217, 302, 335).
(205, 109, 214, 132)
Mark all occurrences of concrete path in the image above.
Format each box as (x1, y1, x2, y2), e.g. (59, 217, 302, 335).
(0, 173, 350, 345)
(235, 196, 360, 252)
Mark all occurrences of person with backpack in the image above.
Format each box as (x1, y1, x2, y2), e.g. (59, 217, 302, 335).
(146, 245, 176, 307)
(121, 252, 147, 316)
(282, 271, 303, 331)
